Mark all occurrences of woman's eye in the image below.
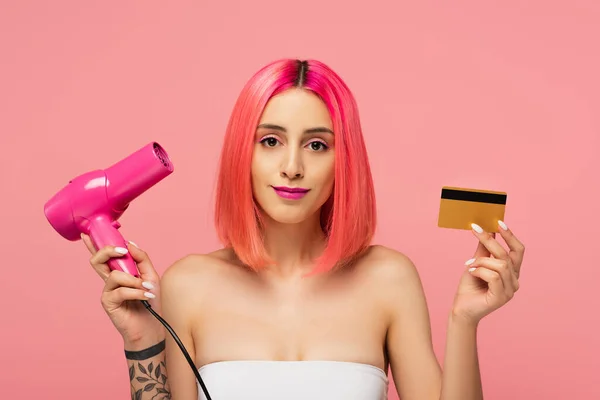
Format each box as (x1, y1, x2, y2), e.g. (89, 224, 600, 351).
(308, 141, 328, 151)
(261, 137, 279, 147)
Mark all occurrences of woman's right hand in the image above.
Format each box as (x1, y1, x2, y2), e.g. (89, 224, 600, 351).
(81, 234, 166, 350)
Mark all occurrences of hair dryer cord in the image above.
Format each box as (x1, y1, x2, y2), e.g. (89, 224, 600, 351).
(140, 300, 212, 400)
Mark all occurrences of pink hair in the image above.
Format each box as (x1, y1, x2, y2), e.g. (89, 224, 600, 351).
(214, 59, 376, 274)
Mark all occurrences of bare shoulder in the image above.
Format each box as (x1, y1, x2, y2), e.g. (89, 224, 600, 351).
(160, 248, 243, 301)
(361, 249, 441, 398)
(355, 245, 427, 312)
(357, 244, 422, 288)
(162, 248, 237, 276)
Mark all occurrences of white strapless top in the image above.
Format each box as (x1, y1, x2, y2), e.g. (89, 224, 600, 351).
(197, 360, 389, 400)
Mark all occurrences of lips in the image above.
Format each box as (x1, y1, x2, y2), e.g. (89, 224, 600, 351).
(272, 186, 310, 200)
(272, 186, 309, 193)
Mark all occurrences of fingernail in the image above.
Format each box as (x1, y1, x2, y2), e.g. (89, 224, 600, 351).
(471, 223, 483, 233)
(115, 247, 128, 254)
(144, 292, 156, 299)
(465, 258, 476, 266)
(498, 220, 508, 230)
(142, 281, 154, 290)
(468, 267, 477, 272)
(128, 241, 139, 248)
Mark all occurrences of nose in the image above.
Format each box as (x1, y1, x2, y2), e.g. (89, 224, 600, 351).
(280, 147, 304, 179)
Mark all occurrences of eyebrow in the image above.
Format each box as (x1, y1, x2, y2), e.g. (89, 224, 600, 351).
(257, 123, 334, 135)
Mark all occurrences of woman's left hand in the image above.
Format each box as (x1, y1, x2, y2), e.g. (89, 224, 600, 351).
(451, 220, 526, 326)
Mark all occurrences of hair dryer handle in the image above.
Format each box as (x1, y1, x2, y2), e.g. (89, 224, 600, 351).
(88, 215, 140, 277)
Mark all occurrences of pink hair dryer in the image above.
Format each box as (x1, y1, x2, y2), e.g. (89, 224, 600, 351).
(44, 142, 174, 277)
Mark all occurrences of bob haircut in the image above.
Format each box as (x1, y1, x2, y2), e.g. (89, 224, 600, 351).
(214, 58, 376, 274)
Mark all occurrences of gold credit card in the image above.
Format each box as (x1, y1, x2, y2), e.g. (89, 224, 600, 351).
(437, 186, 507, 232)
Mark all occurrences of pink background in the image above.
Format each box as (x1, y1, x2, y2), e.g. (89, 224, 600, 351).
(1, 1, 598, 399)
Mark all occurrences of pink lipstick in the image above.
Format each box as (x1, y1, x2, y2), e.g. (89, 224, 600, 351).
(272, 186, 310, 200)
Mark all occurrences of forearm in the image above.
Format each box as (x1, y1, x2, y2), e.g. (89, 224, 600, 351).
(125, 336, 171, 399)
(440, 313, 483, 400)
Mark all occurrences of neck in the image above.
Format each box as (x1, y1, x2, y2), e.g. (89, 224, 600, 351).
(261, 212, 327, 278)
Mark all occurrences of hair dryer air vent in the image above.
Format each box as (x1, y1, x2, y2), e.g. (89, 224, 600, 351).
(153, 142, 173, 171)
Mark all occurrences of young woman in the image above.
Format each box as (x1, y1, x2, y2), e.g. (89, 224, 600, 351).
(82, 59, 525, 400)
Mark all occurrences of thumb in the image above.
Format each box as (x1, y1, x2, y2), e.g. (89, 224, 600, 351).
(126, 241, 159, 282)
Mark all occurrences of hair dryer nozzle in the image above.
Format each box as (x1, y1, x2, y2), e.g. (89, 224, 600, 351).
(105, 142, 174, 211)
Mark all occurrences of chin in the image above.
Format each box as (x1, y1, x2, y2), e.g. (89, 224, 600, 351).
(261, 206, 313, 225)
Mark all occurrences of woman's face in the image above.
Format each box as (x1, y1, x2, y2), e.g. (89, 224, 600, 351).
(251, 88, 335, 225)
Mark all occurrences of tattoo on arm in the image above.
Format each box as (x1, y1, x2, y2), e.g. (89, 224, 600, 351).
(125, 341, 171, 400)
(129, 360, 171, 400)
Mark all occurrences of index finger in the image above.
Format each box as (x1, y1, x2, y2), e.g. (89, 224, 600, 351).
(497, 220, 525, 255)
(497, 220, 525, 273)
(473, 240, 490, 258)
(471, 223, 508, 260)
(126, 241, 159, 282)
(81, 233, 97, 255)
